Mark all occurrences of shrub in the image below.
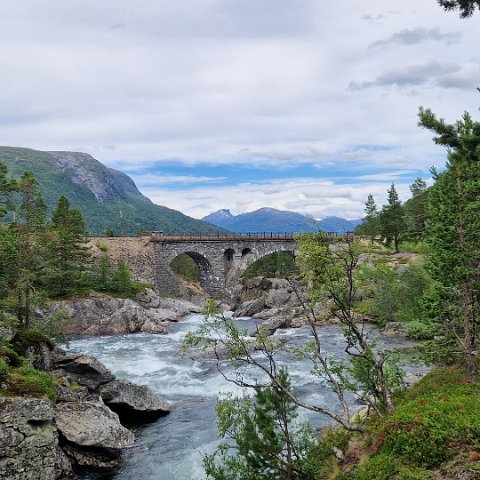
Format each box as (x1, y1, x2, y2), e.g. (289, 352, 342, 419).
(347, 453, 435, 480)
(368, 366, 480, 469)
(405, 320, 436, 340)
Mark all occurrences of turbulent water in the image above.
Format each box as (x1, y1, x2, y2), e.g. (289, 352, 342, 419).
(67, 314, 426, 480)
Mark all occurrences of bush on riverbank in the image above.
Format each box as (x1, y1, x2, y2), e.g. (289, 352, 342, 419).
(307, 364, 480, 479)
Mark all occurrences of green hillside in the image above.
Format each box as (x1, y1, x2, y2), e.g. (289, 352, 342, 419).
(0, 146, 226, 235)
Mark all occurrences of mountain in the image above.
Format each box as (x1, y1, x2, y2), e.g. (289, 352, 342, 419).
(202, 209, 234, 224)
(202, 207, 362, 234)
(0, 146, 226, 235)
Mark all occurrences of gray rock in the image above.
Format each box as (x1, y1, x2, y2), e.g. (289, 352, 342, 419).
(99, 379, 171, 418)
(0, 398, 65, 480)
(53, 353, 114, 390)
(55, 400, 135, 449)
(50, 294, 176, 336)
(0, 325, 16, 343)
(234, 297, 266, 317)
(62, 444, 121, 469)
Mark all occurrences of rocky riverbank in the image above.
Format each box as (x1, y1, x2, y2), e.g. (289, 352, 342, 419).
(0, 343, 171, 479)
(46, 288, 203, 336)
(230, 277, 334, 332)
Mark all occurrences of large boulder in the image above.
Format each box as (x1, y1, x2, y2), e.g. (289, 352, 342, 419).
(55, 400, 134, 449)
(49, 293, 179, 336)
(99, 379, 171, 422)
(233, 277, 310, 331)
(52, 353, 114, 390)
(0, 398, 69, 480)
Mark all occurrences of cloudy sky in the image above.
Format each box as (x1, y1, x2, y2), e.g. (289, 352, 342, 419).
(1, 1, 479, 220)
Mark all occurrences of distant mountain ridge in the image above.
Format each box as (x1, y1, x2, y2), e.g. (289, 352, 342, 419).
(202, 207, 362, 234)
(0, 146, 226, 235)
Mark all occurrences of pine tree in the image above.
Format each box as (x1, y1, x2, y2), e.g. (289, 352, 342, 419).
(419, 107, 480, 380)
(0, 160, 16, 219)
(380, 183, 405, 253)
(16, 171, 47, 327)
(0, 161, 17, 303)
(363, 194, 379, 243)
(110, 260, 134, 294)
(404, 178, 428, 241)
(204, 368, 309, 480)
(437, 0, 480, 17)
(45, 195, 90, 297)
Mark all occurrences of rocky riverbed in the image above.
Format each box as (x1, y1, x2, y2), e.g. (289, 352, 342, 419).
(0, 345, 171, 480)
(47, 288, 203, 336)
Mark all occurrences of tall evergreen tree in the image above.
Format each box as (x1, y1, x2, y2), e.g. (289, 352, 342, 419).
(362, 194, 379, 243)
(404, 178, 428, 241)
(380, 183, 405, 253)
(0, 161, 17, 304)
(16, 171, 47, 327)
(0, 160, 16, 219)
(437, 0, 480, 17)
(45, 195, 90, 297)
(419, 107, 480, 380)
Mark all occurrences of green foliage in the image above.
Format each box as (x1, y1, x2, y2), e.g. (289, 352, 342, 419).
(404, 320, 436, 340)
(419, 107, 480, 379)
(345, 365, 480, 479)
(90, 252, 143, 296)
(0, 159, 16, 219)
(403, 178, 428, 242)
(6, 364, 57, 401)
(379, 183, 405, 253)
(241, 252, 297, 282)
(355, 194, 380, 241)
(44, 195, 91, 297)
(357, 263, 401, 325)
(398, 241, 430, 255)
(170, 253, 200, 283)
(378, 366, 479, 467)
(437, 0, 480, 17)
(204, 369, 316, 480)
(346, 453, 435, 480)
(357, 260, 434, 334)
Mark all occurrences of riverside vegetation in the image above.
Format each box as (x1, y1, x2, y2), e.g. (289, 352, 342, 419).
(2, 103, 480, 478)
(182, 104, 480, 479)
(0, 164, 144, 401)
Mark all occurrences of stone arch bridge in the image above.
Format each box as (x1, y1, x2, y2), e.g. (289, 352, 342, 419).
(151, 234, 296, 298)
(88, 234, 296, 298)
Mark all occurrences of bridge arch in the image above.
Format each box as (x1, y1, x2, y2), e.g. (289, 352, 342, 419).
(152, 237, 296, 298)
(225, 248, 296, 290)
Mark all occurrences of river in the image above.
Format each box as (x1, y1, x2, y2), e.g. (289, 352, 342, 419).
(66, 313, 426, 480)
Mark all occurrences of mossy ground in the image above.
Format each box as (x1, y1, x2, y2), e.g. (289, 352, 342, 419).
(306, 364, 480, 480)
(0, 329, 57, 401)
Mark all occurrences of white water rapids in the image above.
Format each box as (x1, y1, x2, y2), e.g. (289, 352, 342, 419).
(66, 313, 426, 480)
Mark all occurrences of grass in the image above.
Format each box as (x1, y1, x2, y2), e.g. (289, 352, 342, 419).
(302, 364, 480, 479)
(341, 364, 480, 479)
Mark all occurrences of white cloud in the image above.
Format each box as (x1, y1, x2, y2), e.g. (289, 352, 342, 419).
(0, 0, 476, 218)
(139, 177, 416, 221)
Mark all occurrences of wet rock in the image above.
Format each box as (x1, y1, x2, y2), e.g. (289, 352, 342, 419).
(99, 379, 171, 423)
(0, 398, 64, 480)
(61, 444, 122, 469)
(52, 353, 115, 390)
(55, 400, 135, 449)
